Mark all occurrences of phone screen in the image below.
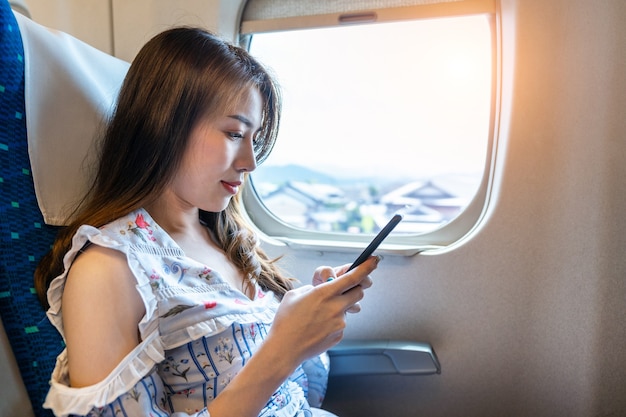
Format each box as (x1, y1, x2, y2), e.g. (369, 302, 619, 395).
(346, 213, 403, 272)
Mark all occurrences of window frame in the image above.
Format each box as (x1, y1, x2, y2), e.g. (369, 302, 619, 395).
(238, 0, 501, 254)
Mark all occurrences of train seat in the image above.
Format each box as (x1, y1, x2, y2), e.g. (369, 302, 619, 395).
(1, 1, 60, 415)
(0, 1, 127, 415)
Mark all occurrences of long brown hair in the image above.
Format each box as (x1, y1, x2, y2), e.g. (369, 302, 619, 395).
(34, 27, 291, 308)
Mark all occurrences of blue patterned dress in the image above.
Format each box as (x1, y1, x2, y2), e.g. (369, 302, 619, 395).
(43, 208, 333, 417)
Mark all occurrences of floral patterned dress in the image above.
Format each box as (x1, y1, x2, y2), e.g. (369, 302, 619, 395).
(43, 209, 333, 417)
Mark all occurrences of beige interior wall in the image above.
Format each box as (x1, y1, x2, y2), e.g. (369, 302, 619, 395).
(110, 0, 244, 62)
(294, 0, 626, 415)
(16, 0, 113, 54)
(15, 0, 244, 61)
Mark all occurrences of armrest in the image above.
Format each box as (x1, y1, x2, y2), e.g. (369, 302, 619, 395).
(327, 339, 441, 376)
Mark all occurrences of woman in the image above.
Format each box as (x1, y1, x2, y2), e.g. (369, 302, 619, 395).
(34, 27, 378, 417)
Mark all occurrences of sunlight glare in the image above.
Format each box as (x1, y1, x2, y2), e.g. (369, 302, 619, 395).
(250, 15, 492, 181)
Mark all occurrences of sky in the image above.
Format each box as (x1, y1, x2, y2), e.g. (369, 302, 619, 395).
(249, 14, 492, 181)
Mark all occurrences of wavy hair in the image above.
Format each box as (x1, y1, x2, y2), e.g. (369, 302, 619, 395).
(34, 27, 291, 308)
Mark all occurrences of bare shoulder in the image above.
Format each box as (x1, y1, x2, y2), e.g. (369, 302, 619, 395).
(62, 244, 145, 387)
(63, 244, 141, 313)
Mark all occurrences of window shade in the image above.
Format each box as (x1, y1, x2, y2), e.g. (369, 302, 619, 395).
(241, 0, 495, 34)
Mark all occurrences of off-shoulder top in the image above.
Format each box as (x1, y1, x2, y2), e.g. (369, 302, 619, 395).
(43, 208, 330, 417)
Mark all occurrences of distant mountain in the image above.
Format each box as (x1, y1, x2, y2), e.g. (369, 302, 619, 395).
(251, 164, 338, 185)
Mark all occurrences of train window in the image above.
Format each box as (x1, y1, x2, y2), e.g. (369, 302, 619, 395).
(240, 0, 496, 249)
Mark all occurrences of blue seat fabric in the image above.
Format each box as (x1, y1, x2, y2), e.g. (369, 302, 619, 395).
(0, 1, 64, 416)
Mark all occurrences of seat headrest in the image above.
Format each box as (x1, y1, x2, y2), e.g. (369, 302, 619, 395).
(15, 12, 129, 225)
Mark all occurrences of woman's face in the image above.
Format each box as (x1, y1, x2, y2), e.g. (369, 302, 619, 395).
(167, 86, 263, 213)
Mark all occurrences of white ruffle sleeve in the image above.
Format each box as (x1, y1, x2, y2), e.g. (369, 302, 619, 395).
(45, 336, 209, 417)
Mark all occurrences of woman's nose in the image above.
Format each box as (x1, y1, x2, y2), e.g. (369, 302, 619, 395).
(237, 138, 258, 172)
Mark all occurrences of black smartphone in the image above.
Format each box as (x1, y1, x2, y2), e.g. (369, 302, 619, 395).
(346, 213, 403, 272)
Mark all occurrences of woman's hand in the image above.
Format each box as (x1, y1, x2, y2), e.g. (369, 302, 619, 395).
(312, 257, 377, 312)
(267, 255, 379, 368)
(209, 255, 379, 417)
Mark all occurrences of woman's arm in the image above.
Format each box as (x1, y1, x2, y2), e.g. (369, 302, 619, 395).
(207, 256, 378, 417)
(62, 244, 145, 387)
(61, 244, 377, 416)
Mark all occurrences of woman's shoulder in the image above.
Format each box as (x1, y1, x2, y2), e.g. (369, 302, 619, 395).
(54, 232, 145, 328)
(63, 243, 143, 338)
(61, 243, 145, 386)
(46, 208, 163, 335)
(67, 243, 135, 289)
(90, 208, 163, 246)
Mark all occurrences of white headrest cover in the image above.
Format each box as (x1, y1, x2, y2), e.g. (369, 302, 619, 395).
(15, 12, 130, 225)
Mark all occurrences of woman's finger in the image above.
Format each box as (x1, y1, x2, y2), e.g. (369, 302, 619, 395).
(346, 302, 362, 314)
(325, 255, 380, 294)
(312, 266, 337, 286)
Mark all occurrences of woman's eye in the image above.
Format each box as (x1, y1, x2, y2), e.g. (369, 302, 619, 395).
(227, 132, 244, 140)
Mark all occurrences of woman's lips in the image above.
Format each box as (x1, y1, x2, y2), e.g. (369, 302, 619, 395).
(221, 180, 241, 195)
